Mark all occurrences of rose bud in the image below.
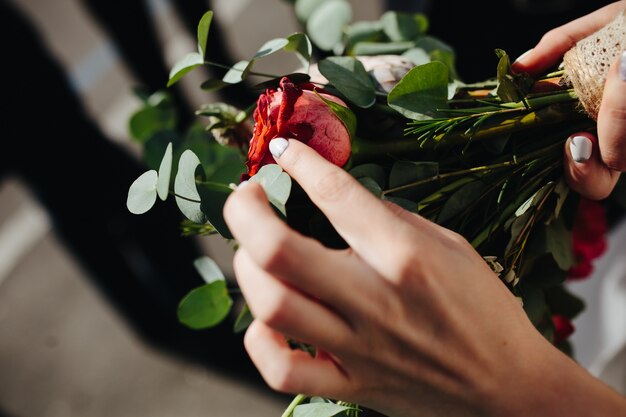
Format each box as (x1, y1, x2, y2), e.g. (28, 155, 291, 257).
(245, 77, 351, 177)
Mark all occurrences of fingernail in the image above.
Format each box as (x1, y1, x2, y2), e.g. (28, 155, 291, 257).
(514, 49, 533, 65)
(620, 50, 626, 82)
(237, 180, 249, 190)
(269, 138, 289, 159)
(570, 136, 592, 163)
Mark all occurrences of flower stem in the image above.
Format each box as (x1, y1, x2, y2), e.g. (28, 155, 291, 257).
(281, 394, 308, 417)
(203, 59, 281, 79)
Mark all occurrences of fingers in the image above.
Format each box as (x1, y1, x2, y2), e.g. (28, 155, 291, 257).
(234, 248, 354, 351)
(244, 320, 351, 396)
(597, 53, 626, 171)
(512, 1, 626, 75)
(564, 132, 620, 200)
(224, 181, 378, 313)
(267, 138, 426, 277)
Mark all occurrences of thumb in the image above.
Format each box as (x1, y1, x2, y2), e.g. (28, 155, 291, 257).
(564, 132, 620, 201)
(597, 51, 626, 172)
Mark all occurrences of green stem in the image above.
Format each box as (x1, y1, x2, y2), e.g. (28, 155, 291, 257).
(281, 394, 308, 417)
(169, 191, 201, 203)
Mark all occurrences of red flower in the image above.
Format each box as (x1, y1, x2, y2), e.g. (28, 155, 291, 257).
(567, 198, 608, 280)
(552, 314, 575, 344)
(245, 77, 351, 178)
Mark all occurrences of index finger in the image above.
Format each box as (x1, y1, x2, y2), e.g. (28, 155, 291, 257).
(268, 138, 422, 272)
(512, 2, 626, 75)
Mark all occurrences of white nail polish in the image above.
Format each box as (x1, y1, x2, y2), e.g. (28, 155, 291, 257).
(269, 138, 289, 159)
(514, 49, 533, 65)
(620, 50, 626, 82)
(570, 136, 592, 163)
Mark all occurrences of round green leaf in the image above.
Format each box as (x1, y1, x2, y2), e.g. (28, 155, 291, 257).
(285, 33, 313, 72)
(223, 60, 252, 84)
(380, 11, 427, 42)
(127, 170, 158, 214)
(295, 0, 328, 22)
(250, 164, 292, 216)
(177, 281, 233, 329)
(388, 61, 449, 120)
(197, 11, 213, 58)
(254, 38, 290, 59)
(157, 142, 173, 201)
(351, 41, 415, 56)
(318, 56, 376, 108)
(293, 403, 353, 417)
(306, 0, 352, 51)
(193, 256, 225, 284)
(174, 150, 206, 224)
(168, 52, 204, 87)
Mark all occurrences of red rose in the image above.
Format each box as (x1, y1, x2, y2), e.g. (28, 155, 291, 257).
(552, 314, 575, 344)
(245, 77, 351, 178)
(567, 198, 608, 280)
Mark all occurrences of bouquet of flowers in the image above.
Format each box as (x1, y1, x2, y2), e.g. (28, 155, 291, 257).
(126, 2, 625, 416)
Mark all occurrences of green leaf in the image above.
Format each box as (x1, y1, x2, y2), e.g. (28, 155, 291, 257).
(174, 150, 206, 224)
(193, 256, 225, 284)
(351, 41, 415, 56)
(129, 106, 177, 142)
(314, 91, 357, 139)
(223, 60, 252, 84)
(384, 196, 418, 211)
(414, 36, 454, 55)
(318, 56, 376, 108)
(177, 281, 233, 329)
(306, 0, 352, 51)
(402, 48, 431, 66)
(233, 304, 254, 333)
(197, 182, 234, 239)
(254, 37, 290, 59)
(494, 49, 526, 103)
(380, 11, 428, 42)
(349, 163, 386, 189)
(438, 181, 486, 224)
(285, 33, 313, 72)
(157, 142, 173, 201)
(200, 78, 229, 91)
(127, 170, 158, 215)
(254, 73, 311, 91)
(197, 10, 213, 58)
(388, 61, 449, 120)
(295, 0, 328, 22)
(168, 52, 204, 87)
(358, 177, 382, 197)
(250, 164, 292, 216)
(345, 20, 384, 52)
(389, 161, 439, 188)
(544, 217, 575, 270)
(293, 403, 353, 417)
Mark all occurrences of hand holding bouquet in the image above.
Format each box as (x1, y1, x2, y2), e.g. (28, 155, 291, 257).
(127, 1, 626, 416)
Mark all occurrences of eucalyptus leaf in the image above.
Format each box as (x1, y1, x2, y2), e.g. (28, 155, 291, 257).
(349, 163, 386, 188)
(250, 164, 292, 216)
(389, 161, 439, 188)
(223, 60, 252, 84)
(438, 181, 486, 224)
(351, 41, 415, 56)
(127, 170, 158, 215)
(157, 142, 173, 201)
(495, 49, 521, 103)
(177, 281, 233, 329)
(345, 20, 384, 51)
(200, 78, 229, 91)
(380, 11, 427, 42)
(306, 0, 352, 51)
(545, 217, 575, 270)
(193, 256, 225, 284)
(295, 0, 328, 22)
(402, 48, 431, 66)
(318, 56, 376, 108)
(293, 403, 353, 417)
(168, 52, 204, 87)
(358, 177, 382, 197)
(174, 150, 206, 224)
(197, 182, 234, 239)
(285, 33, 313, 71)
(233, 304, 253, 333)
(414, 36, 454, 55)
(197, 10, 213, 58)
(254, 38, 290, 59)
(388, 61, 449, 120)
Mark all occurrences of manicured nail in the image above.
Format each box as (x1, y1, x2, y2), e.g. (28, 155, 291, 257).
(237, 180, 249, 189)
(570, 136, 592, 163)
(269, 138, 289, 159)
(620, 50, 626, 82)
(514, 49, 533, 65)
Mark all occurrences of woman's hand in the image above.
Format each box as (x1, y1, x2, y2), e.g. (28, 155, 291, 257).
(224, 139, 626, 417)
(512, 1, 626, 200)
